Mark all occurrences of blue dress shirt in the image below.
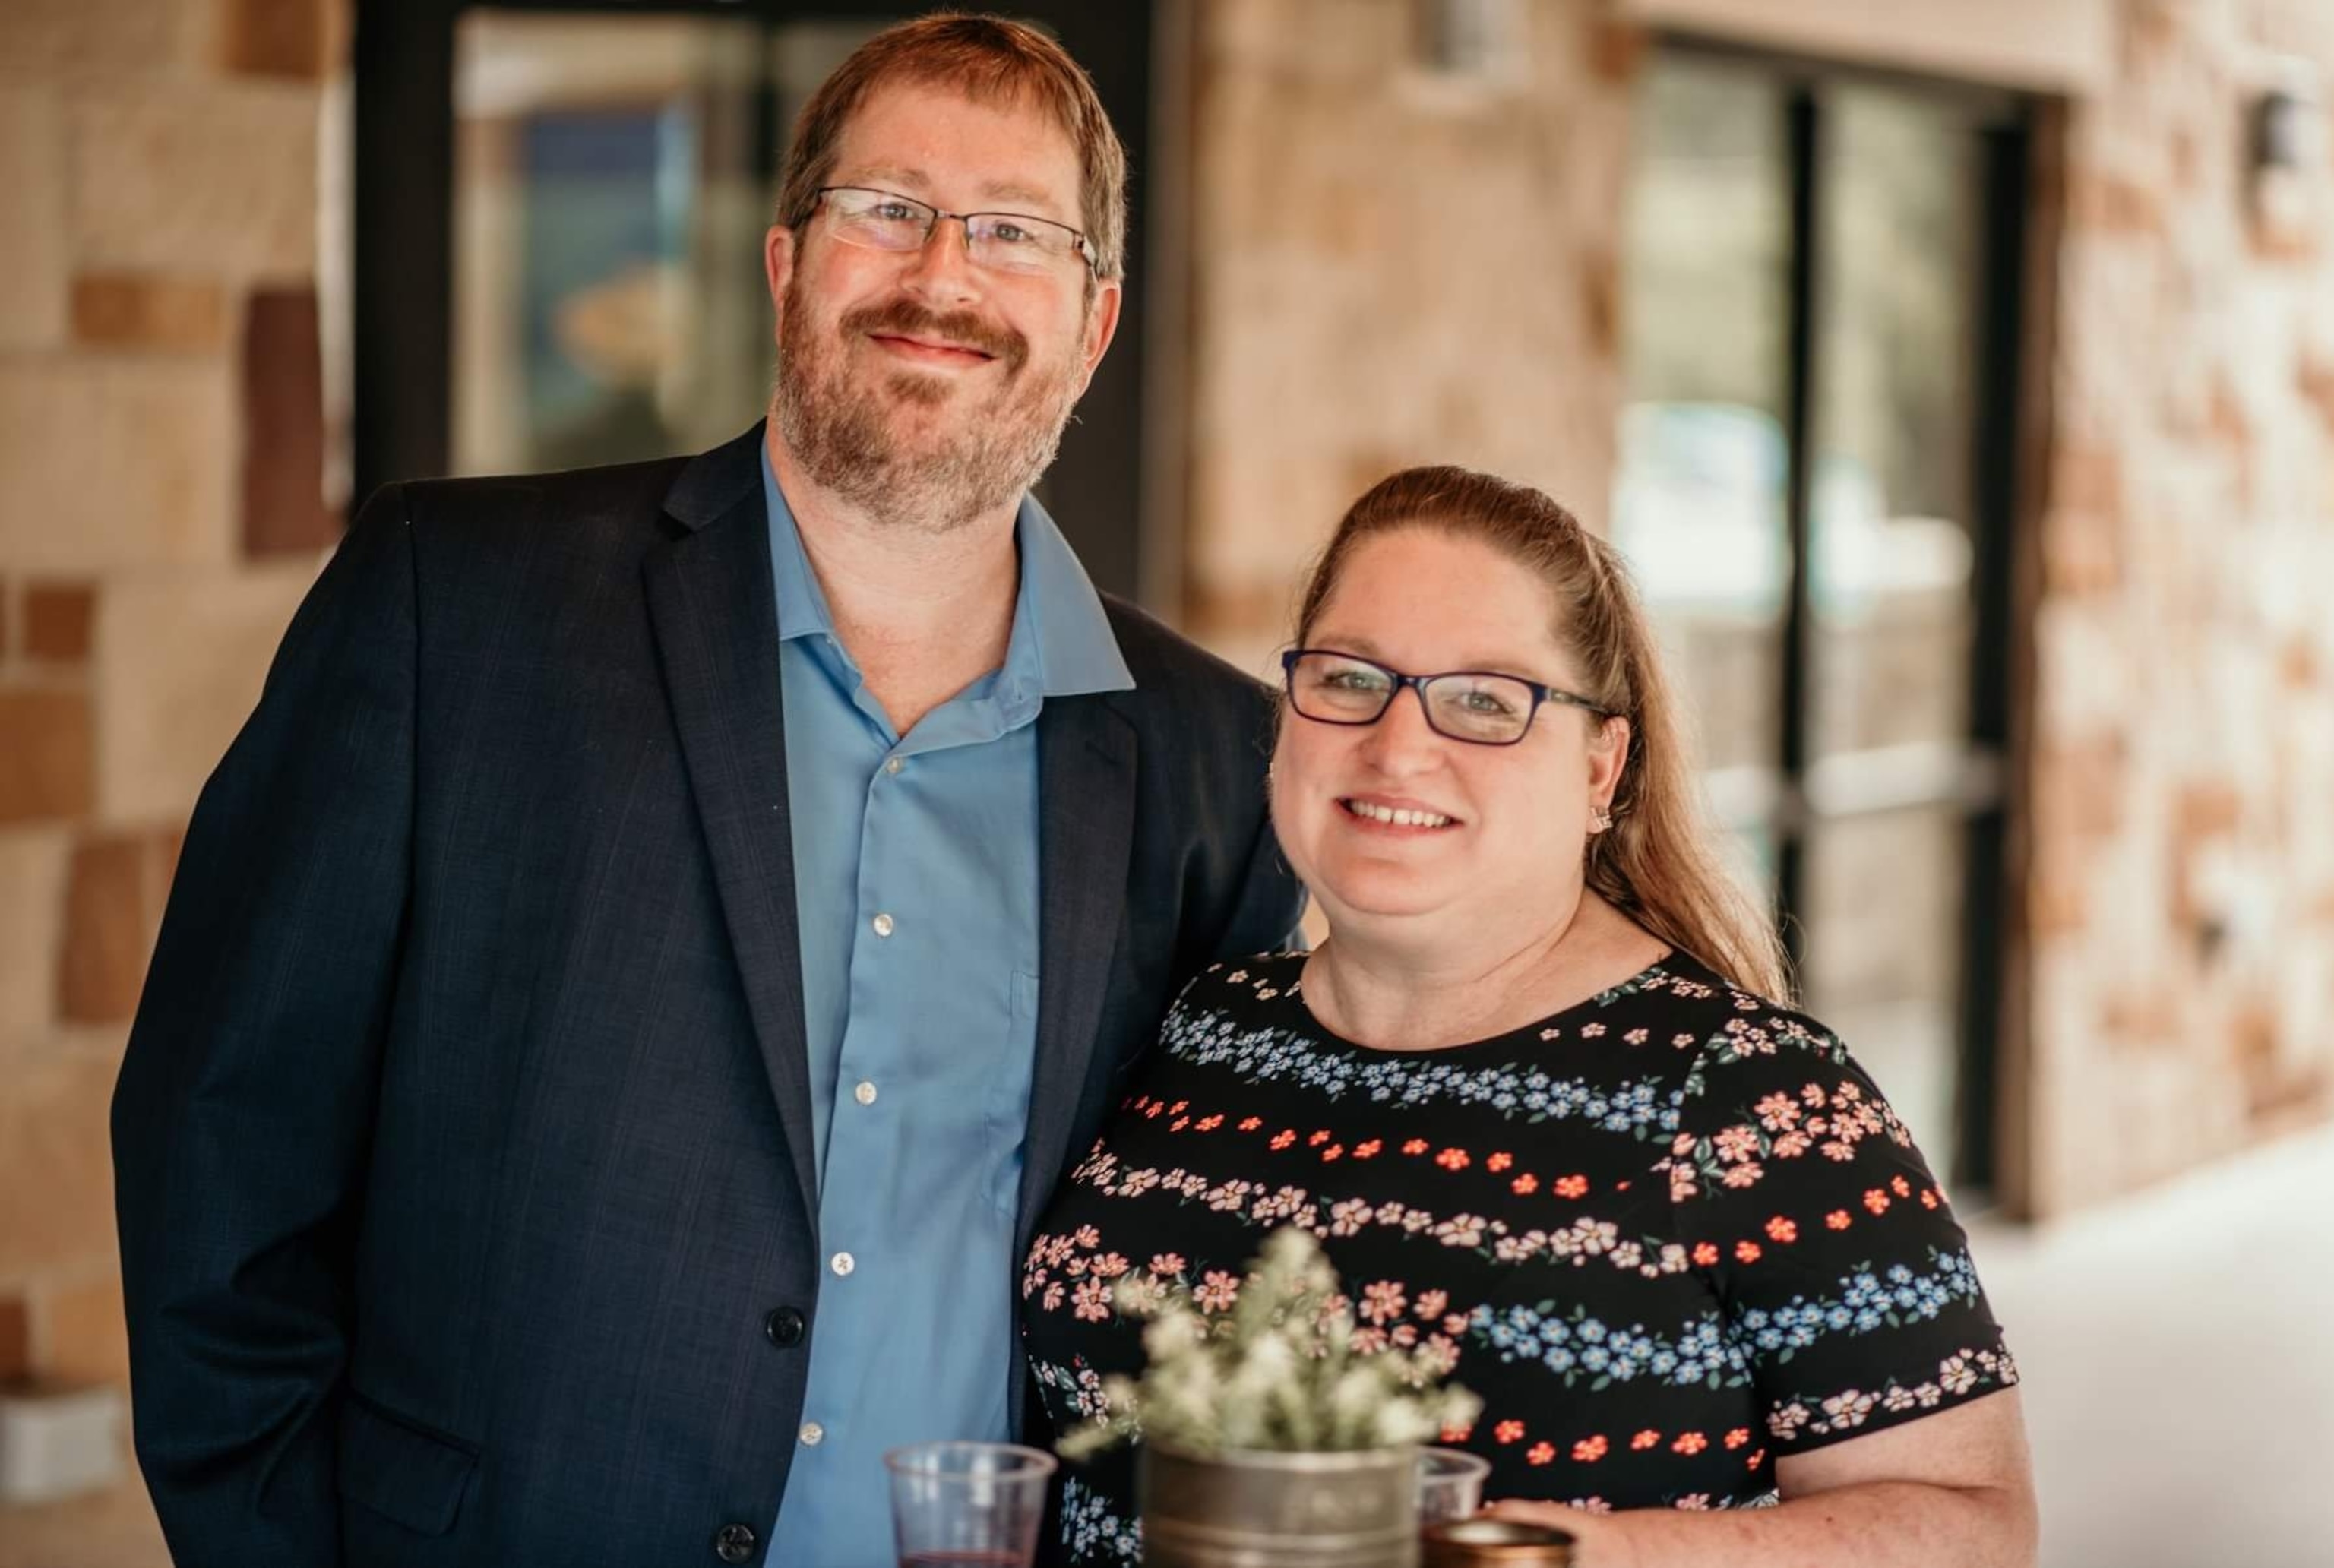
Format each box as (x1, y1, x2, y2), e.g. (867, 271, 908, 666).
(761, 451, 1134, 1567)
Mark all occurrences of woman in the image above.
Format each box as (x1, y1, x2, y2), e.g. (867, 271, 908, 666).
(1020, 466, 2035, 1566)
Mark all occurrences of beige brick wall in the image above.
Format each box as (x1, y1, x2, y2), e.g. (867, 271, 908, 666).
(1181, 0, 1637, 678)
(0, 1, 337, 1555)
(2015, 0, 2334, 1213)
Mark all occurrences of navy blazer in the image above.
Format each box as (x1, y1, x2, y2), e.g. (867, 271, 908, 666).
(111, 426, 1304, 1567)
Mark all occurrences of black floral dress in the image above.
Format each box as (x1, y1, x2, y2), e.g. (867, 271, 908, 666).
(1021, 951, 2017, 1563)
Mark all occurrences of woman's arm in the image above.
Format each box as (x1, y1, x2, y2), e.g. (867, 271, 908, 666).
(1491, 1387, 2037, 1568)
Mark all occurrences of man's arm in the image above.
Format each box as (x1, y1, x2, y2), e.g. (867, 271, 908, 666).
(1210, 787, 1308, 960)
(111, 484, 419, 1568)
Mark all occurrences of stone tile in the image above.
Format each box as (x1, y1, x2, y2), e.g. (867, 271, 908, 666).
(0, 0, 192, 77)
(71, 84, 318, 280)
(0, 1295, 26, 1382)
(44, 1275, 130, 1386)
(0, 1053, 119, 1279)
(0, 90, 68, 352)
(242, 288, 337, 557)
(21, 583, 94, 664)
(71, 273, 231, 354)
(0, 359, 234, 574)
(59, 834, 150, 1026)
(0, 829, 71, 1050)
(0, 690, 94, 826)
(94, 559, 321, 824)
(216, 0, 329, 81)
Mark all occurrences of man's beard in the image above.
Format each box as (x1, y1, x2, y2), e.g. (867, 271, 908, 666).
(772, 282, 1086, 533)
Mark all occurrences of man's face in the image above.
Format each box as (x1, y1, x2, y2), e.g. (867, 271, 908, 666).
(766, 81, 1121, 531)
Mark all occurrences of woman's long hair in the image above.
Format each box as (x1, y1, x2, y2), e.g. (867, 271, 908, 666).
(1293, 465, 1794, 1002)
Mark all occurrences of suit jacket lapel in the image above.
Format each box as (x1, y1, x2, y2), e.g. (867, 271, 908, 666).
(644, 428, 821, 1215)
(1017, 694, 1137, 1250)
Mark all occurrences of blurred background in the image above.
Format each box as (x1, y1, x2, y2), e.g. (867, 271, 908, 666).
(0, 1, 2328, 1563)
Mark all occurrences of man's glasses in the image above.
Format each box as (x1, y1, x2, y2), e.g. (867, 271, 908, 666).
(814, 185, 1096, 279)
(1280, 649, 1612, 747)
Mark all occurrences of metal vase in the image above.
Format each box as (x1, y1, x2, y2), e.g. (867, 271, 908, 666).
(1140, 1443, 1420, 1568)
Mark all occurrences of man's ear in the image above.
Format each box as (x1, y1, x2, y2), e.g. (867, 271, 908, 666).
(1074, 277, 1123, 395)
(764, 224, 799, 342)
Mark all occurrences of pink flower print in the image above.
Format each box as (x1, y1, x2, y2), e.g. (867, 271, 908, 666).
(1329, 1198, 1371, 1236)
(1494, 1420, 1526, 1445)
(1554, 1174, 1590, 1199)
(1042, 1282, 1064, 1312)
(1512, 1174, 1540, 1195)
(1671, 1431, 1707, 1455)
(1415, 1288, 1449, 1320)
(1572, 1435, 1608, 1462)
(1195, 1114, 1223, 1131)
(1238, 1116, 1263, 1132)
(1821, 1141, 1855, 1161)
(1486, 1152, 1514, 1172)
(1073, 1225, 1102, 1249)
(1719, 1162, 1764, 1189)
(1389, 1323, 1419, 1349)
(1403, 1138, 1431, 1156)
(1093, 1252, 1131, 1278)
(1754, 1092, 1800, 1130)
(1624, 1028, 1649, 1045)
(1417, 1335, 1459, 1377)
(1825, 1209, 1852, 1231)
(1072, 1278, 1112, 1322)
(1772, 1130, 1812, 1159)
(1270, 1129, 1297, 1151)
(1526, 1442, 1556, 1466)
(1713, 1125, 1760, 1162)
(1579, 1023, 1606, 1038)
(1308, 1130, 1333, 1147)
(1349, 1326, 1390, 1355)
(1360, 1280, 1408, 1325)
(1435, 1147, 1471, 1171)
(1150, 1253, 1186, 1277)
(1353, 1139, 1383, 1159)
(1195, 1270, 1241, 1313)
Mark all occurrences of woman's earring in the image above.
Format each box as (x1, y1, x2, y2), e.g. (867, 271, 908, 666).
(1590, 806, 1613, 833)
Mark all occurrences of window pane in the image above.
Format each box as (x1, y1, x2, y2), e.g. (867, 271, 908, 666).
(1800, 807, 1965, 1178)
(1807, 87, 1981, 760)
(1615, 56, 1792, 798)
(451, 11, 892, 476)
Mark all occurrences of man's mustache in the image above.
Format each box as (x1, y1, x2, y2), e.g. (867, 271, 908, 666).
(842, 299, 1029, 373)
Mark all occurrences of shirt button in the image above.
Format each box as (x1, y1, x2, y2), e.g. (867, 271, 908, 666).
(798, 1421, 825, 1446)
(885, 756, 903, 775)
(854, 1080, 878, 1106)
(764, 1306, 806, 1347)
(713, 1522, 758, 1563)
(830, 1251, 855, 1277)
(871, 912, 895, 937)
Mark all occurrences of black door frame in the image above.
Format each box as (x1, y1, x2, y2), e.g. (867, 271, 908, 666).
(352, 0, 1156, 598)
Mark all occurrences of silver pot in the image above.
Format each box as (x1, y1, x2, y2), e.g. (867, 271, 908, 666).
(1140, 1443, 1419, 1568)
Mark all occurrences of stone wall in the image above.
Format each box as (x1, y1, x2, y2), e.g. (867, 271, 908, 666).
(0, 1, 338, 1555)
(2019, 0, 2334, 1213)
(1181, 0, 1637, 678)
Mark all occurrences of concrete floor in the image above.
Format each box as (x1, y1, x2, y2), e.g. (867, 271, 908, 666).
(1967, 1124, 2334, 1568)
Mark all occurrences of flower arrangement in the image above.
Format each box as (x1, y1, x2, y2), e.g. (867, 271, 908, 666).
(1060, 1225, 1482, 1459)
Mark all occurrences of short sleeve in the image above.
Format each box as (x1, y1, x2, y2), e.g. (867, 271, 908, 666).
(1654, 993, 2019, 1456)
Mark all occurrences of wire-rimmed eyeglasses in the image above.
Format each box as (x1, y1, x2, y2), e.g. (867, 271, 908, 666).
(814, 185, 1098, 279)
(1279, 648, 1613, 747)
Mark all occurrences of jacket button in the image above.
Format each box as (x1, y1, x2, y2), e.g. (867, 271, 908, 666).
(764, 1306, 806, 1348)
(713, 1522, 757, 1563)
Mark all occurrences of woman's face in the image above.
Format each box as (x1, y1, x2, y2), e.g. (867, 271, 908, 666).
(1271, 527, 1628, 942)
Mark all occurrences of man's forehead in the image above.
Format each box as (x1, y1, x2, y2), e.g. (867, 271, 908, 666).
(829, 83, 1080, 215)
(840, 162, 1060, 212)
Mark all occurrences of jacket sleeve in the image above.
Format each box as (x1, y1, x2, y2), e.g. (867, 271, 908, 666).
(111, 482, 419, 1568)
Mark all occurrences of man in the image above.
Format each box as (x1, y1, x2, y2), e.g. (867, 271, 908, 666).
(111, 16, 1302, 1566)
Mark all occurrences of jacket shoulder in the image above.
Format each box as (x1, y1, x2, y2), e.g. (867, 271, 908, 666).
(1099, 593, 1273, 704)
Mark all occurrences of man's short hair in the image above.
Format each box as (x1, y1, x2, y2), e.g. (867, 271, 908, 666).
(777, 12, 1130, 283)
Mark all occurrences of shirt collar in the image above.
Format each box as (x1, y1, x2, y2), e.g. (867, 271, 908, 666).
(761, 445, 1134, 699)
